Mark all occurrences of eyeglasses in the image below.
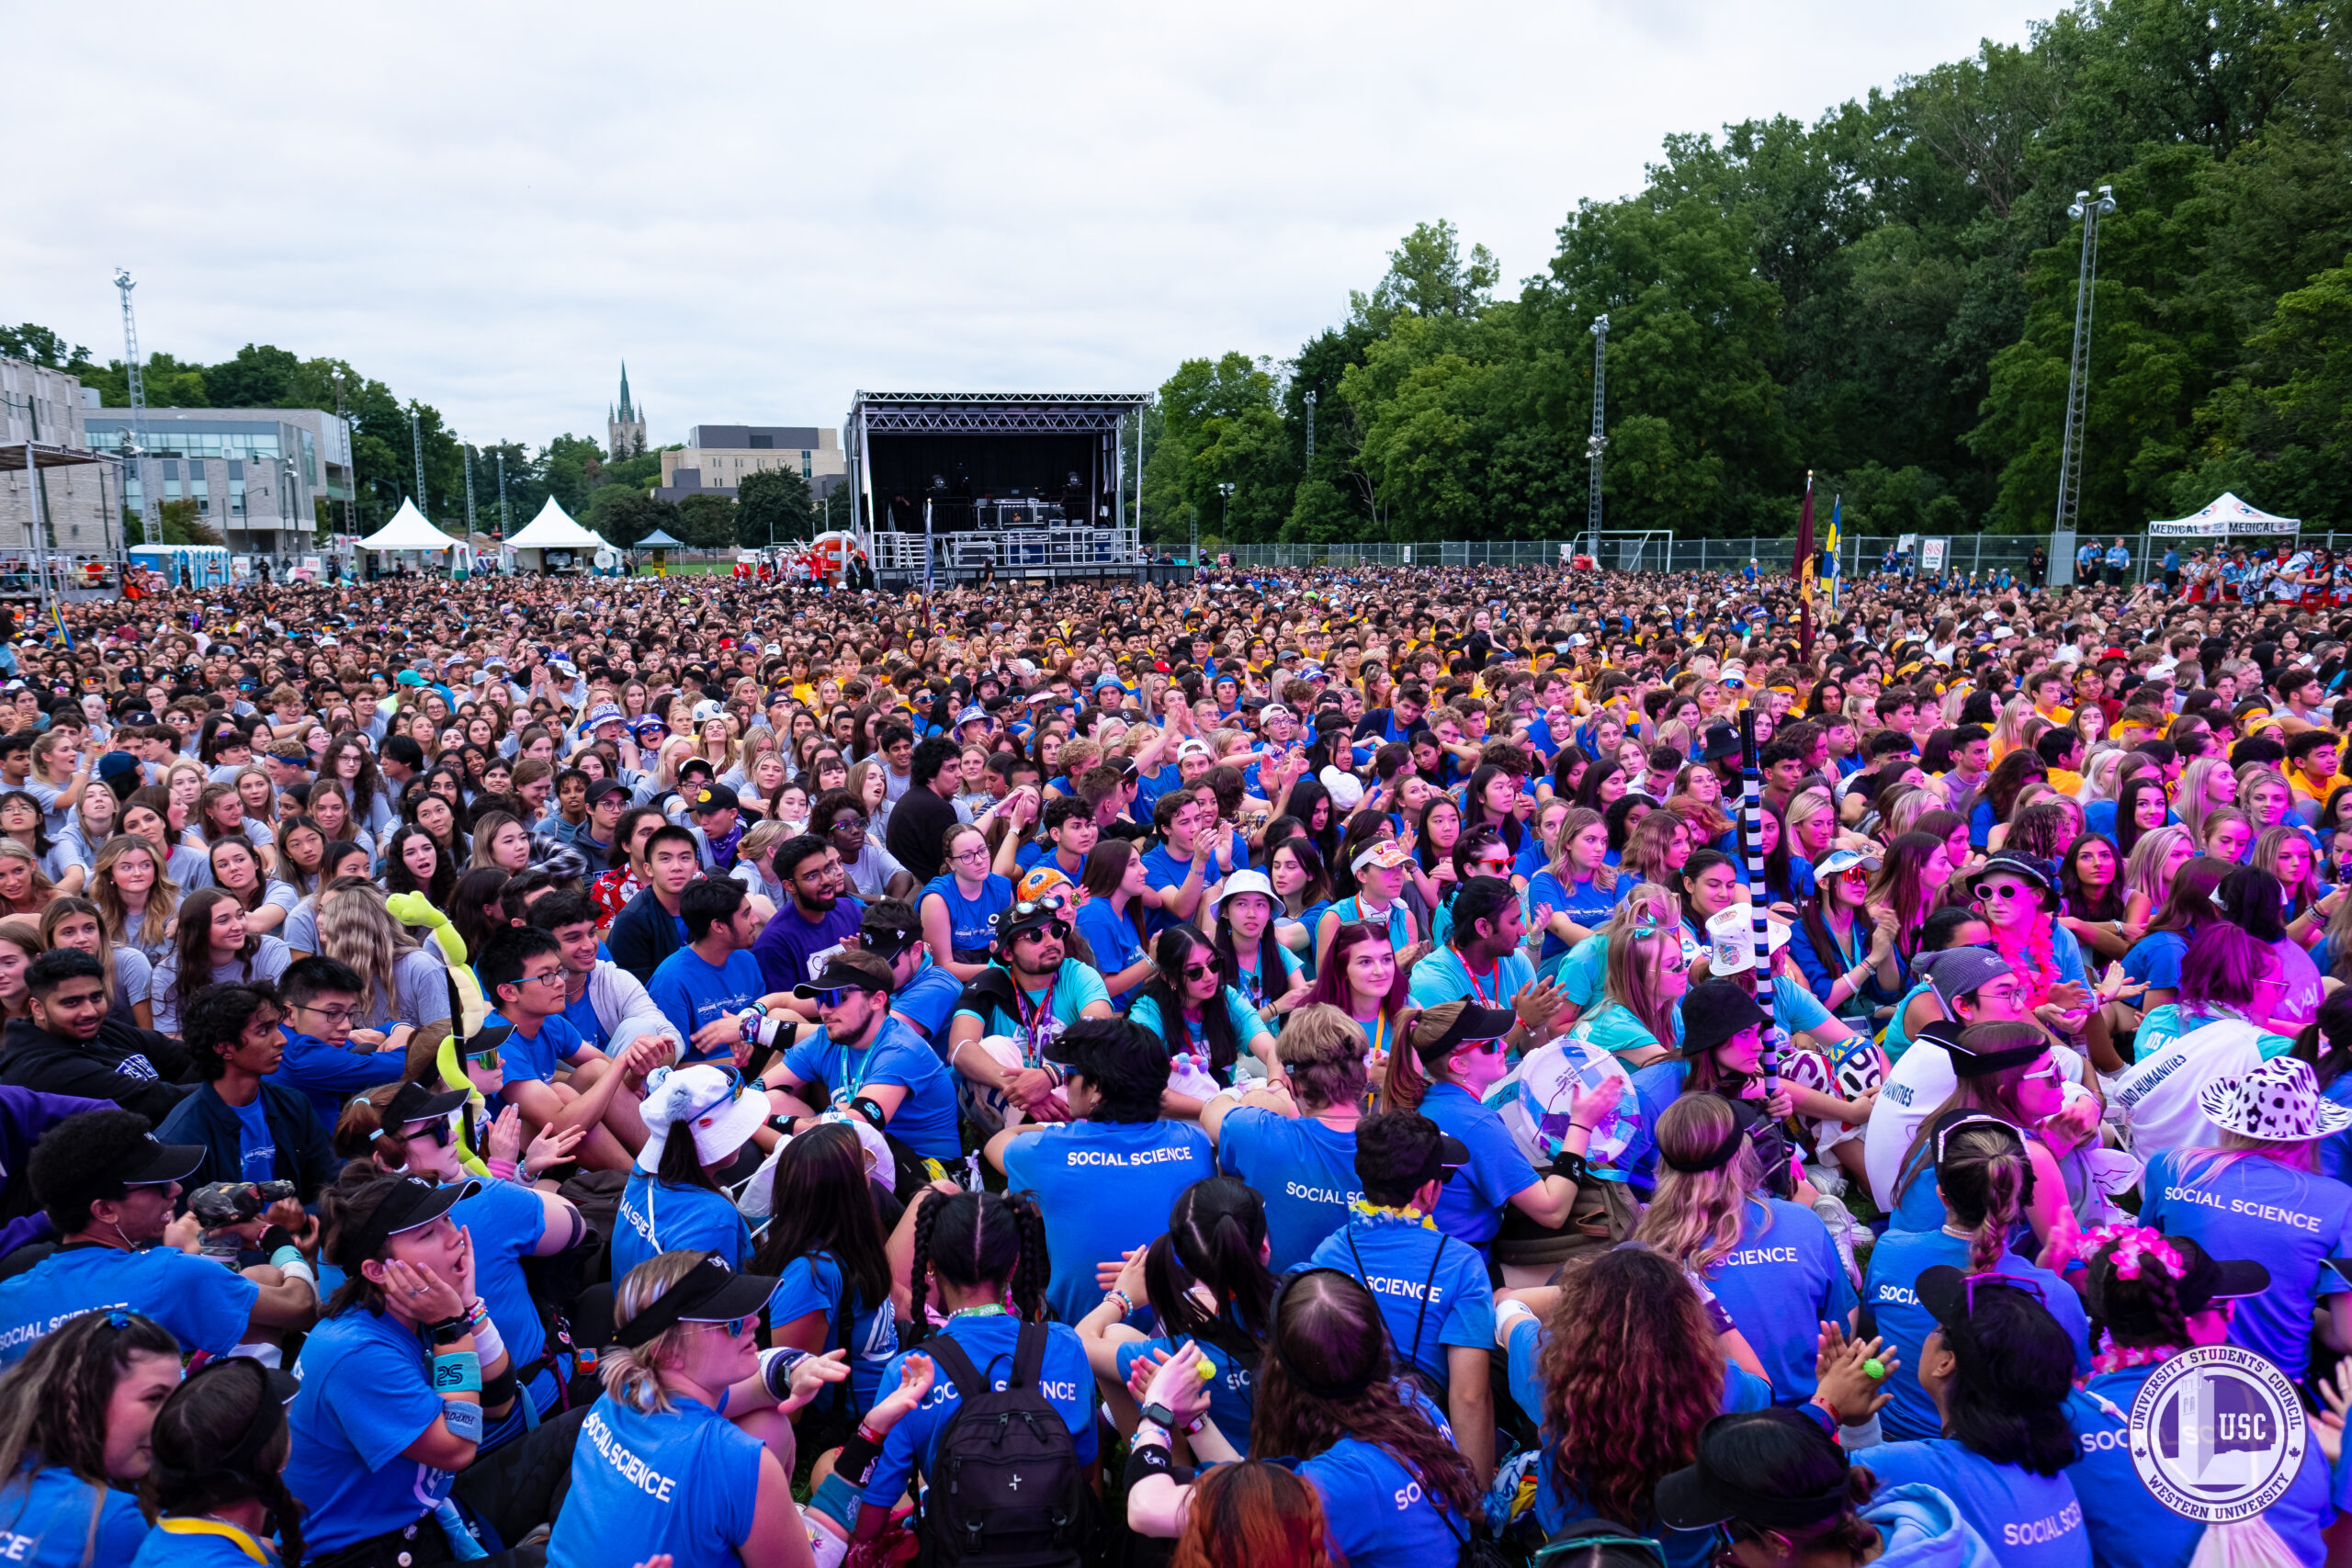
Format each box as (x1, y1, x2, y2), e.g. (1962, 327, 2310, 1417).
(949, 847, 991, 866)
(514, 970, 567, 989)
(294, 1001, 356, 1024)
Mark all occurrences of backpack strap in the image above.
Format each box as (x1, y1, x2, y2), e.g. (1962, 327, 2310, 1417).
(926, 1331, 991, 1407)
(1408, 1234, 1449, 1371)
(1009, 1319, 1048, 1393)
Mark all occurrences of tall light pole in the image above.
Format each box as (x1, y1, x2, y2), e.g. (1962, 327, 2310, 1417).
(461, 442, 478, 536)
(1586, 314, 1609, 567)
(113, 270, 155, 536)
(1304, 389, 1317, 468)
(410, 408, 426, 517)
(2054, 186, 2117, 547)
(495, 450, 510, 536)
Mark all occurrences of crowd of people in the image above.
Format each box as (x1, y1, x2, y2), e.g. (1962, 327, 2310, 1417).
(0, 552, 2348, 1565)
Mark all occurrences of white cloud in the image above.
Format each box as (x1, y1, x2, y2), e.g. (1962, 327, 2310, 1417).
(7, 0, 2050, 447)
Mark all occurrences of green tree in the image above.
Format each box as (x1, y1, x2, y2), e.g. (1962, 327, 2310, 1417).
(122, 499, 222, 547)
(542, 434, 605, 517)
(675, 492, 738, 549)
(592, 491, 673, 549)
(0, 325, 89, 368)
(736, 468, 815, 547)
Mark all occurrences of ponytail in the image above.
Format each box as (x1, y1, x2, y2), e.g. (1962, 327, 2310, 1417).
(1937, 1123, 2034, 1274)
(1381, 1002, 1461, 1112)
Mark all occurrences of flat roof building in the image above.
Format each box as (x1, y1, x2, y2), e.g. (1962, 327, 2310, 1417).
(82, 405, 354, 563)
(657, 424, 844, 503)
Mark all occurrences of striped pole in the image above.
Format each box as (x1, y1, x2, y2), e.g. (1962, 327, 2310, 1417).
(1739, 708, 1780, 1100)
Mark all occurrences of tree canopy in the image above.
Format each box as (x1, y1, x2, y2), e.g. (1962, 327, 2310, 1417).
(1146, 0, 2352, 544)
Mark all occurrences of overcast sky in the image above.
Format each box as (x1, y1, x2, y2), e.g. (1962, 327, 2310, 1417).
(12, 0, 2052, 451)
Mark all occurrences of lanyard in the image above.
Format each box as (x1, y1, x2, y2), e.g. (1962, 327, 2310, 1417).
(1465, 961, 1502, 1008)
(1364, 1012, 1386, 1059)
(155, 1518, 274, 1563)
(1011, 974, 1058, 1065)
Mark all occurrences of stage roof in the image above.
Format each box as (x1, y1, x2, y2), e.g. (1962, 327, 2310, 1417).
(847, 391, 1150, 434)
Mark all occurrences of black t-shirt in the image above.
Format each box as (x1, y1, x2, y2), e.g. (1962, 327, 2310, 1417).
(887, 785, 960, 884)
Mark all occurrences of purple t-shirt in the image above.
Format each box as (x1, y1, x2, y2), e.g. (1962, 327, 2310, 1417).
(750, 896, 865, 995)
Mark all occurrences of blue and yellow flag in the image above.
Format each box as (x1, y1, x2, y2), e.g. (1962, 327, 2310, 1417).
(49, 600, 71, 652)
(1825, 496, 1841, 606)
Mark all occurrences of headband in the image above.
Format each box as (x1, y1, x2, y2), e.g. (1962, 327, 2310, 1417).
(1662, 1118, 1748, 1175)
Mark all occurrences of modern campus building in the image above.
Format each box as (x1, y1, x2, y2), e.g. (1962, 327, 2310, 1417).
(80, 405, 355, 561)
(655, 424, 846, 502)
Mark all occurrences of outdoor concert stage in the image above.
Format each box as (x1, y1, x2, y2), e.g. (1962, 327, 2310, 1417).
(844, 391, 1160, 587)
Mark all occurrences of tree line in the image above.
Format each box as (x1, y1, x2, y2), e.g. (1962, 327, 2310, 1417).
(1142, 0, 2352, 547)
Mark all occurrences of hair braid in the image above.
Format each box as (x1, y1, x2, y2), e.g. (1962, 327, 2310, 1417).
(904, 1191, 944, 1344)
(1006, 1191, 1052, 1324)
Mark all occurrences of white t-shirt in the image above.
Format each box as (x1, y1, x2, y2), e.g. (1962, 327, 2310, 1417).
(2111, 1015, 2267, 1157)
(1862, 1025, 2088, 1210)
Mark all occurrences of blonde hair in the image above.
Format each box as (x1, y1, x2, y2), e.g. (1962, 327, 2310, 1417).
(89, 833, 179, 945)
(0, 840, 58, 917)
(1633, 1094, 1763, 1275)
(1552, 807, 1616, 893)
(1601, 888, 1686, 1052)
(316, 881, 428, 1021)
(1781, 788, 1836, 860)
(2174, 757, 2235, 843)
(2123, 824, 2192, 909)
(1274, 1002, 1371, 1111)
(601, 1251, 709, 1416)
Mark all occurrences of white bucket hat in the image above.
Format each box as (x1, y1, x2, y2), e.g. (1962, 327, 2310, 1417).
(1704, 904, 1791, 977)
(636, 1064, 770, 1173)
(2197, 1057, 2352, 1143)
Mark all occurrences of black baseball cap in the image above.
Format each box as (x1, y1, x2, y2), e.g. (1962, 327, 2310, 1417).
(121, 1131, 207, 1188)
(380, 1081, 469, 1125)
(687, 783, 740, 816)
(1656, 1407, 1855, 1532)
(858, 904, 923, 962)
(614, 1251, 780, 1348)
(338, 1174, 482, 1267)
(584, 778, 628, 804)
(792, 953, 894, 1000)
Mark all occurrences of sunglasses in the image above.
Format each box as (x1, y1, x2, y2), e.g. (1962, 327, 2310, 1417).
(809, 987, 869, 1009)
(690, 1314, 754, 1338)
(1973, 883, 2032, 902)
(1182, 962, 1216, 980)
(464, 1043, 504, 1066)
(406, 1114, 456, 1147)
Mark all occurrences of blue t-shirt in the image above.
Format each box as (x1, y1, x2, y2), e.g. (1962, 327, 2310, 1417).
(451, 1179, 554, 1413)
(1228, 943, 1304, 1012)
(612, 1172, 753, 1287)
(1408, 945, 1532, 1010)
(547, 1392, 763, 1568)
(1216, 1109, 1359, 1270)
(921, 873, 1013, 960)
(287, 1308, 460, 1553)
(1001, 1119, 1216, 1324)
(2122, 929, 2189, 995)
(0, 1464, 149, 1567)
(1701, 1198, 1859, 1402)
(779, 1016, 962, 1160)
(1507, 1315, 1770, 1559)
(560, 985, 613, 1054)
(1418, 1082, 1537, 1251)
(891, 959, 966, 1043)
(1073, 899, 1148, 1006)
(1127, 989, 1272, 1083)
(2137, 1147, 2352, 1382)
(864, 1314, 1099, 1504)
(1292, 1384, 1474, 1568)
(1863, 1440, 2088, 1568)
(494, 1010, 594, 1089)
(952, 959, 1111, 1061)
(1524, 871, 1615, 964)
(0, 1245, 257, 1365)
(230, 1094, 277, 1183)
(1139, 845, 1209, 936)
(1860, 1227, 2089, 1441)
(646, 945, 767, 1066)
(1307, 1214, 1495, 1391)
(1114, 1315, 1258, 1436)
(766, 1250, 899, 1408)
(2066, 1365, 2330, 1568)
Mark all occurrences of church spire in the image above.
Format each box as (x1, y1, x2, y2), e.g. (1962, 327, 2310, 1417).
(617, 361, 634, 423)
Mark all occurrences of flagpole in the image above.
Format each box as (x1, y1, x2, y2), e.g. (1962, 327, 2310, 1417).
(1795, 470, 1815, 662)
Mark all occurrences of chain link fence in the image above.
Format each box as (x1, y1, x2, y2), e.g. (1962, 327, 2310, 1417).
(1201, 533, 2351, 585)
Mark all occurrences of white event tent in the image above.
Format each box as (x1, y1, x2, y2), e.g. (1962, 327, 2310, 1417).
(503, 497, 606, 572)
(356, 499, 462, 566)
(2147, 492, 2301, 539)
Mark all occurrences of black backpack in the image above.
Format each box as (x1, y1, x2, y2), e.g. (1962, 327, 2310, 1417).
(922, 1325, 1091, 1568)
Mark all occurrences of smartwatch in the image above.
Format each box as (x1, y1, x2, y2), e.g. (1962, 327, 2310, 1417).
(1140, 1402, 1205, 1436)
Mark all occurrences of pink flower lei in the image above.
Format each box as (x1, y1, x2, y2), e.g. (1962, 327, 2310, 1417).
(2082, 1224, 2190, 1376)
(1985, 917, 2060, 1007)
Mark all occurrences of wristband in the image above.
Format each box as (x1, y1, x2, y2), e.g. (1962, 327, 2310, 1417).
(1103, 1288, 1136, 1318)
(432, 1352, 483, 1393)
(761, 1346, 811, 1399)
(487, 1156, 519, 1183)
(466, 1303, 507, 1366)
(257, 1224, 299, 1258)
(1496, 1299, 1535, 1331)
(481, 1365, 519, 1409)
(1123, 1445, 1174, 1489)
(440, 1397, 483, 1442)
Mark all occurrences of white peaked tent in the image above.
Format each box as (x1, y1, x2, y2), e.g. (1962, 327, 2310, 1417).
(356, 498, 461, 553)
(504, 496, 605, 551)
(2148, 492, 2301, 538)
